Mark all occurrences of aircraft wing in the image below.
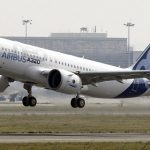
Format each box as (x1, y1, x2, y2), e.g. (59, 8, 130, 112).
(78, 70, 150, 85)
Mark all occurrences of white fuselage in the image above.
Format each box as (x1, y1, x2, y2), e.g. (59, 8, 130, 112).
(0, 38, 149, 98)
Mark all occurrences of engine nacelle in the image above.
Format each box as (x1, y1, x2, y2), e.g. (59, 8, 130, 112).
(48, 69, 82, 94)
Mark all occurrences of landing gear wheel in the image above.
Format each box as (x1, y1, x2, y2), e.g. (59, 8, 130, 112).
(22, 96, 37, 107)
(71, 98, 78, 108)
(71, 97, 85, 108)
(22, 96, 29, 107)
(29, 96, 37, 107)
(77, 98, 85, 108)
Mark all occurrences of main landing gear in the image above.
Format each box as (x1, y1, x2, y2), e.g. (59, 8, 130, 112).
(22, 84, 37, 107)
(71, 94, 85, 108)
(22, 84, 85, 108)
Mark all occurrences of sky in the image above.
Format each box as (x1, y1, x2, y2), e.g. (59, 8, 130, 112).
(0, 0, 150, 51)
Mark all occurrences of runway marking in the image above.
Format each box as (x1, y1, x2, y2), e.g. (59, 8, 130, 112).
(0, 133, 150, 143)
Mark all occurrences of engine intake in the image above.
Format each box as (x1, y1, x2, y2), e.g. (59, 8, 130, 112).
(48, 69, 61, 89)
(48, 69, 82, 94)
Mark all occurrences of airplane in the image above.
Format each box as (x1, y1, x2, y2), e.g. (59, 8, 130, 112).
(0, 38, 150, 108)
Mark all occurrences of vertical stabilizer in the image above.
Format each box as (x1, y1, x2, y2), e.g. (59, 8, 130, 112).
(132, 44, 150, 70)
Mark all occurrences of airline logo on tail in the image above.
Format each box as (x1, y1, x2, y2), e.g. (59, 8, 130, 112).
(133, 44, 150, 70)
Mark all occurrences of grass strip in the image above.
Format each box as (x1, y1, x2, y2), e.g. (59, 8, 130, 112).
(0, 142, 149, 150)
(0, 115, 150, 133)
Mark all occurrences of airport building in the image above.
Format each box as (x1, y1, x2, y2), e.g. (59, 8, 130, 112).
(2, 33, 132, 68)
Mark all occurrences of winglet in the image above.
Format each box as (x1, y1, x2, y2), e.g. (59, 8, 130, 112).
(132, 44, 150, 70)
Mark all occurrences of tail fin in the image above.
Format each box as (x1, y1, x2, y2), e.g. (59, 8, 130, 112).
(132, 44, 150, 70)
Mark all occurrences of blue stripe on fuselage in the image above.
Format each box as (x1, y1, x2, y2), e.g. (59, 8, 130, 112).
(116, 79, 148, 98)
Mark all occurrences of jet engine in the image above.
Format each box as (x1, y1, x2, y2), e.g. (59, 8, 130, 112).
(48, 69, 82, 94)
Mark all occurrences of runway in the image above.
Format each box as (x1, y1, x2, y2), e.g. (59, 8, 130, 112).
(1, 101, 150, 116)
(0, 133, 150, 143)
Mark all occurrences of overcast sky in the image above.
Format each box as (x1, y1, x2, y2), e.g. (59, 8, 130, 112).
(0, 0, 150, 51)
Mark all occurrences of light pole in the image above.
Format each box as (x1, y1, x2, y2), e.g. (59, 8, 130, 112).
(22, 19, 32, 37)
(124, 22, 134, 66)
